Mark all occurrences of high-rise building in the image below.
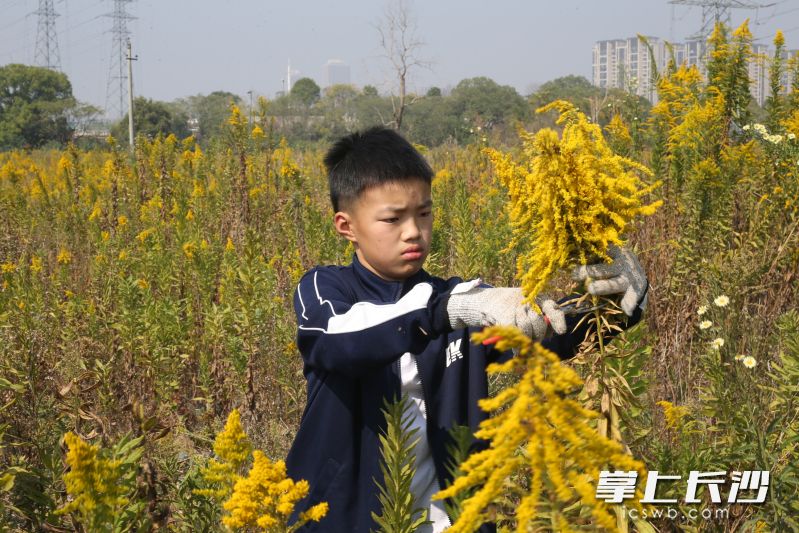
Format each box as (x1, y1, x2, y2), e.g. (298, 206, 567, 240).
(671, 40, 706, 71)
(776, 49, 799, 97)
(592, 36, 783, 106)
(593, 37, 666, 102)
(325, 59, 351, 87)
(750, 44, 770, 107)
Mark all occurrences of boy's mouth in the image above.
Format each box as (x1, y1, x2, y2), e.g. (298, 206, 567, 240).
(401, 246, 424, 260)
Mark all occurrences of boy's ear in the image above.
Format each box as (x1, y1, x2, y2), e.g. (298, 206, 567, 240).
(334, 211, 357, 243)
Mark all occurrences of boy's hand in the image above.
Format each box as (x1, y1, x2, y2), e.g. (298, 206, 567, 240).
(446, 287, 567, 339)
(571, 245, 648, 316)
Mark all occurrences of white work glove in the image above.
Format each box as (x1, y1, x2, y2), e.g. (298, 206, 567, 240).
(571, 245, 649, 316)
(446, 287, 567, 339)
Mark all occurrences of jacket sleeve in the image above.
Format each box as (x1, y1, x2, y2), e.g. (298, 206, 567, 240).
(293, 268, 461, 377)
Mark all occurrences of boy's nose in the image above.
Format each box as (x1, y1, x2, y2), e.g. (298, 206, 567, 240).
(402, 218, 422, 240)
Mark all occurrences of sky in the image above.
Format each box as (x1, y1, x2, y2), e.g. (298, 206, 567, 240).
(2, 0, 799, 118)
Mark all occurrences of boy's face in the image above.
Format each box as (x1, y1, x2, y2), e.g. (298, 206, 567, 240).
(334, 178, 433, 282)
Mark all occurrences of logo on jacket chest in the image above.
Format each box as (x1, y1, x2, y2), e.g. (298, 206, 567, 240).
(445, 339, 463, 367)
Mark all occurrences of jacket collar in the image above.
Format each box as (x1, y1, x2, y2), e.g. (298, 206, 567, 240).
(351, 252, 429, 301)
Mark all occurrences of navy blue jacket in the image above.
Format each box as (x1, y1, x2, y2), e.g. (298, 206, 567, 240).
(286, 253, 643, 531)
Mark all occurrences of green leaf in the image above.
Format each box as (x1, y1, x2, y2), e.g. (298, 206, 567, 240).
(0, 472, 16, 492)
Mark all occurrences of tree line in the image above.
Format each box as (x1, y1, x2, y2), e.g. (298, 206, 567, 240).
(2, 62, 659, 150)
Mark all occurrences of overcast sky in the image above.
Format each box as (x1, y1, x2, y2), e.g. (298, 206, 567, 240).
(2, 0, 799, 117)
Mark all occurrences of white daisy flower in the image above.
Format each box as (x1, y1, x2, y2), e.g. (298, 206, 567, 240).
(742, 356, 757, 368)
(734, 354, 745, 361)
(697, 305, 708, 316)
(714, 295, 729, 307)
(711, 338, 725, 350)
(699, 320, 712, 330)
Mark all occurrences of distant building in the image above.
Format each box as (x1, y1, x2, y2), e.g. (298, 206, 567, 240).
(671, 40, 706, 71)
(776, 49, 799, 97)
(749, 44, 770, 107)
(592, 36, 783, 106)
(325, 59, 351, 87)
(592, 36, 666, 102)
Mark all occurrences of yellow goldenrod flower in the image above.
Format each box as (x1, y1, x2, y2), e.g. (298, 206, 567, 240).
(252, 125, 265, 139)
(274, 138, 301, 179)
(486, 100, 661, 309)
(604, 114, 633, 150)
(434, 325, 646, 532)
(191, 180, 205, 198)
(57, 248, 72, 265)
(136, 228, 153, 244)
(775, 29, 785, 48)
(117, 215, 128, 227)
(657, 400, 690, 430)
(30, 256, 43, 273)
(185, 209, 195, 221)
(214, 409, 252, 467)
(222, 450, 327, 530)
(228, 104, 245, 127)
(699, 320, 712, 330)
(742, 356, 757, 368)
(56, 432, 129, 525)
(300, 502, 329, 522)
(57, 155, 72, 174)
(714, 295, 730, 307)
(135, 279, 149, 290)
(1, 262, 16, 274)
(225, 237, 235, 253)
(88, 201, 102, 222)
(118, 250, 128, 261)
(196, 409, 253, 502)
(139, 197, 163, 223)
(183, 241, 196, 259)
(101, 231, 110, 242)
(200, 239, 209, 250)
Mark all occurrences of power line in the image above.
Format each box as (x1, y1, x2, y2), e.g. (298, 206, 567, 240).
(0, 0, 30, 10)
(771, 6, 799, 18)
(1, 14, 104, 60)
(0, 12, 33, 33)
(669, 0, 772, 41)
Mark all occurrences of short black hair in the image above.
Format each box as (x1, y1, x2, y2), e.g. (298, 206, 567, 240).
(323, 126, 433, 212)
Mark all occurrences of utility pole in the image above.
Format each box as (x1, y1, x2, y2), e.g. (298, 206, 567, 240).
(247, 90, 253, 126)
(126, 40, 137, 152)
(34, 0, 61, 70)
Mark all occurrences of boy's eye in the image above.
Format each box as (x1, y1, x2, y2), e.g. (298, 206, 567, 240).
(420, 211, 432, 217)
(382, 217, 399, 223)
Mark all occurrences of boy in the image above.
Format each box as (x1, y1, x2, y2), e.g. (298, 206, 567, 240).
(286, 127, 648, 532)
